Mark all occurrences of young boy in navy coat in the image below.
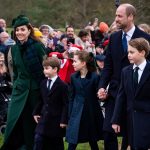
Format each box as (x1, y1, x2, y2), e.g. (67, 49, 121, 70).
(33, 56, 68, 150)
(111, 38, 150, 150)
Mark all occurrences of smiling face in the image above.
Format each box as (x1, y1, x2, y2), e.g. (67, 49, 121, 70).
(128, 45, 145, 65)
(15, 25, 31, 43)
(66, 27, 74, 38)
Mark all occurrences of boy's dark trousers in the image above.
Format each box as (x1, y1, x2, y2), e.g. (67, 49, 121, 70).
(33, 133, 64, 150)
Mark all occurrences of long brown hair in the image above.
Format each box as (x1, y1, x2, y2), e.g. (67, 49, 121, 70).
(74, 51, 96, 72)
(13, 23, 41, 42)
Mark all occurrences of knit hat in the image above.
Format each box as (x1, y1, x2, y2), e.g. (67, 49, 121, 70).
(95, 54, 106, 61)
(39, 24, 54, 34)
(68, 44, 83, 53)
(12, 15, 30, 28)
(60, 34, 68, 41)
(34, 28, 43, 37)
(99, 22, 109, 33)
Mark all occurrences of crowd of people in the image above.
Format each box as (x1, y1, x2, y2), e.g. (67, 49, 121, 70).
(0, 2, 150, 150)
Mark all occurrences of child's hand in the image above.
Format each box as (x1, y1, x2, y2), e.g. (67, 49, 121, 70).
(97, 88, 108, 100)
(33, 115, 41, 123)
(112, 124, 120, 133)
(60, 123, 67, 128)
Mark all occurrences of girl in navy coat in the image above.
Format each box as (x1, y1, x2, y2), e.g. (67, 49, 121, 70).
(66, 51, 103, 150)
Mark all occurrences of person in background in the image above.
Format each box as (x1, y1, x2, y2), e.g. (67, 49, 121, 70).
(138, 23, 150, 34)
(55, 34, 68, 53)
(112, 38, 150, 150)
(0, 31, 15, 69)
(66, 51, 103, 150)
(75, 29, 95, 54)
(0, 52, 12, 128)
(39, 24, 53, 47)
(33, 56, 68, 150)
(1, 15, 46, 150)
(95, 54, 106, 75)
(0, 19, 7, 32)
(66, 25, 75, 45)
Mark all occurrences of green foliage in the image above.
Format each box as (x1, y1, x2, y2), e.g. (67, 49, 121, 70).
(0, 0, 149, 29)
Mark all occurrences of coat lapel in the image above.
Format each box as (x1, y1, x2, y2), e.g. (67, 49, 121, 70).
(127, 65, 135, 94)
(74, 71, 91, 90)
(135, 62, 150, 96)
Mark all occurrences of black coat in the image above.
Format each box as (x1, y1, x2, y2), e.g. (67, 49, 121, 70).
(98, 26, 150, 132)
(111, 62, 150, 149)
(33, 77, 69, 138)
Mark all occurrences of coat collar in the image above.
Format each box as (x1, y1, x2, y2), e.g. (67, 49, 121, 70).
(74, 71, 92, 89)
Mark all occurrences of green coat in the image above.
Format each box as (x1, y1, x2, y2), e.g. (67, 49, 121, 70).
(3, 39, 45, 150)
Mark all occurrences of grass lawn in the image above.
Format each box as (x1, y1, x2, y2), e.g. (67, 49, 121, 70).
(0, 134, 125, 150)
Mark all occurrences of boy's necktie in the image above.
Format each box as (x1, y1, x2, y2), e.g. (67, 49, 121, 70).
(122, 33, 128, 53)
(133, 66, 139, 92)
(47, 79, 52, 91)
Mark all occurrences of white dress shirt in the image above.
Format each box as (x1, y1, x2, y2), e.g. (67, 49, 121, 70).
(47, 75, 58, 90)
(133, 59, 147, 83)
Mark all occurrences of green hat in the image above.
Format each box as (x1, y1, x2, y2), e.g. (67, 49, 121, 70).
(12, 15, 30, 28)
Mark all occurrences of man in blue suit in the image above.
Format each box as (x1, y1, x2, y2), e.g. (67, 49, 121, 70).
(112, 38, 150, 150)
(98, 3, 150, 150)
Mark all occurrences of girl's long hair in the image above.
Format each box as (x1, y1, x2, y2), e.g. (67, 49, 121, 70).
(74, 51, 96, 72)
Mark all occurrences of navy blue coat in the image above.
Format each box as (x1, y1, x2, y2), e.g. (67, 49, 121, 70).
(111, 62, 150, 149)
(66, 71, 103, 144)
(98, 26, 150, 132)
(33, 77, 68, 138)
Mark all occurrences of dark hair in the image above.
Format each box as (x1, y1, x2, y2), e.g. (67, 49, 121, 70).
(13, 23, 40, 42)
(65, 25, 74, 32)
(129, 38, 150, 57)
(74, 51, 96, 72)
(43, 56, 60, 72)
(78, 30, 89, 38)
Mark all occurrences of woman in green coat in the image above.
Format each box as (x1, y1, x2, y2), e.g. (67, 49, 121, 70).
(1, 15, 46, 150)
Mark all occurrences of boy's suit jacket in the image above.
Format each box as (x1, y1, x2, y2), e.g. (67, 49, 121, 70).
(33, 77, 68, 138)
(111, 61, 150, 149)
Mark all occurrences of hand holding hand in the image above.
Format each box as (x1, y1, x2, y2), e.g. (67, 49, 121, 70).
(60, 123, 67, 128)
(112, 124, 120, 133)
(97, 88, 108, 100)
(33, 115, 41, 123)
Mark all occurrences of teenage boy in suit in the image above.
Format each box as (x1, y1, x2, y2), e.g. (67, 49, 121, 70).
(33, 56, 68, 150)
(111, 38, 150, 150)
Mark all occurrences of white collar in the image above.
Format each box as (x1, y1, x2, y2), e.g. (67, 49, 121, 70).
(48, 75, 58, 82)
(133, 59, 147, 71)
(123, 25, 135, 38)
